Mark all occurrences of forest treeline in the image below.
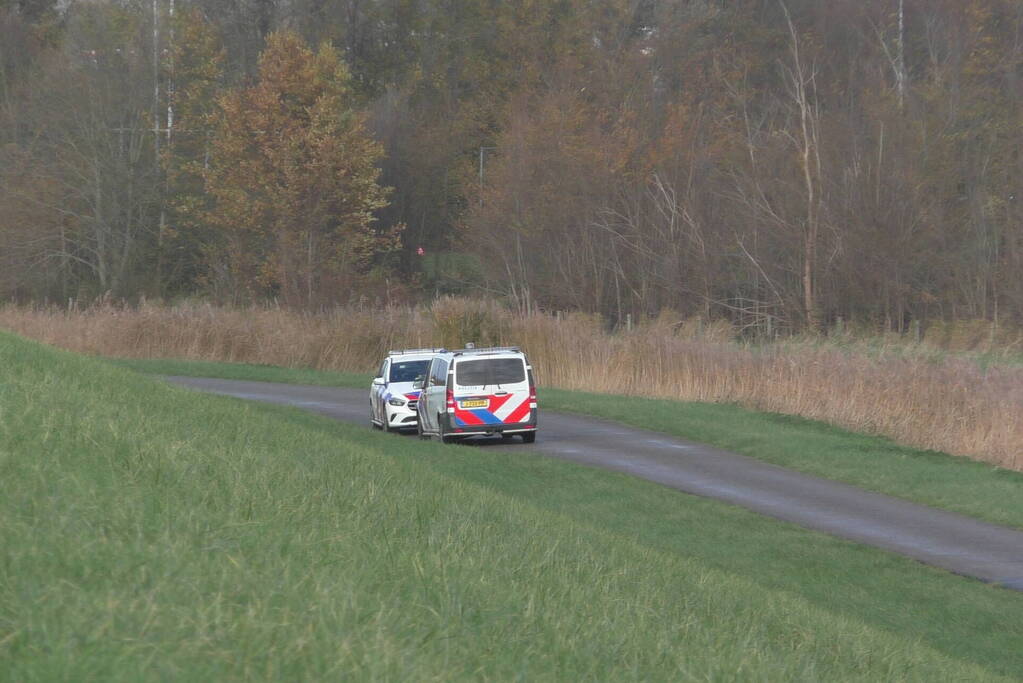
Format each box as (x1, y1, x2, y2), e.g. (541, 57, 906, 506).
(2, 0, 1021, 334)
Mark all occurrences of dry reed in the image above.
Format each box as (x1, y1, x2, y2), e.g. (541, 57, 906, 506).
(2, 299, 1020, 471)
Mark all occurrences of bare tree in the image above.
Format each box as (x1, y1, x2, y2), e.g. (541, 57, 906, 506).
(780, 0, 825, 332)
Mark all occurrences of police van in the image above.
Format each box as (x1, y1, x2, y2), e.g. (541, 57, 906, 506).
(370, 348, 446, 432)
(415, 345, 537, 443)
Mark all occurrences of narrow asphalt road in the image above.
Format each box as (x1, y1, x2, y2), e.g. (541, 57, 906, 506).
(168, 376, 1023, 591)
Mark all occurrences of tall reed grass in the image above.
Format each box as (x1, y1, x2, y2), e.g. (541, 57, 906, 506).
(2, 298, 1020, 470)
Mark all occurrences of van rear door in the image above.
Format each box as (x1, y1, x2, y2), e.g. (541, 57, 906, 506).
(451, 356, 532, 427)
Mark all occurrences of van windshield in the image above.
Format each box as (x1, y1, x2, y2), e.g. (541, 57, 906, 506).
(456, 358, 525, 387)
(389, 360, 430, 383)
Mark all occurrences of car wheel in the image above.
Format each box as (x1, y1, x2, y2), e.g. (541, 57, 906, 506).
(521, 432, 536, 444)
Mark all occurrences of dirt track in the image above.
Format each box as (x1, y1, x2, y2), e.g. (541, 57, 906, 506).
(168, 376, 1023, 591)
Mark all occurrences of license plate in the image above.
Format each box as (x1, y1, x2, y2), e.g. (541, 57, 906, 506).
(459, 399, 488, 409)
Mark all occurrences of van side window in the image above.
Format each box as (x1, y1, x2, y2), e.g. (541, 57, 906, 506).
(376, 360, 387, 379)
(430, 359, 449, 386)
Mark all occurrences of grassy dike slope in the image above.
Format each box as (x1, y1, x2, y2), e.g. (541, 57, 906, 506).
(2, 337, 1022, 680)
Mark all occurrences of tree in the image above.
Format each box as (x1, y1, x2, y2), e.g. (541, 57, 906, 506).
(162, 6, 226, 296)
(781, 1, 826, 333)
(201, 31, 398, 306)
(0, 1, 162, 300)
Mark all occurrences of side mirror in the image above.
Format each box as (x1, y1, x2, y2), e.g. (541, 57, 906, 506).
(412, 379, 424, 390)
(372, 377, 385, 386)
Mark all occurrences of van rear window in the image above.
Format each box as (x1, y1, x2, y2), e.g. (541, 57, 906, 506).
(455, 358, 525, 386)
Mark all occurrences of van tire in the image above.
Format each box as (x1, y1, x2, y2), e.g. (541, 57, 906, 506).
(521, 432, 536, 444)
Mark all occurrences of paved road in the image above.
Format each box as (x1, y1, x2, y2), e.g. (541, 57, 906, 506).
(168, 376, 1023, 591)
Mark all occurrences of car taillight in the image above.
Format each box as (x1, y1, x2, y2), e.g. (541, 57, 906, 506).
(446, 388, 456, 413)
(529, 384, 537, 408)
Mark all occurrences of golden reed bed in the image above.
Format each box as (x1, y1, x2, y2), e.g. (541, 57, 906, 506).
(2, 299, 1020, 471)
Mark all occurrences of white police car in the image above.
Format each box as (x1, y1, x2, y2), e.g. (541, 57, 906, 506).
(370, 349, 445, 432)
(415, 346, 537, 443)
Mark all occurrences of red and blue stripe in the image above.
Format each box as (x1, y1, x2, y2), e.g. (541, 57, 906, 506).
(453, 394, 531, 427)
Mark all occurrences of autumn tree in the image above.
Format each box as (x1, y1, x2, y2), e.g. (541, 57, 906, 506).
(201, 31, 398, 306)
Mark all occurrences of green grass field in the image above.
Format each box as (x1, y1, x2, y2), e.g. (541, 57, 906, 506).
(2, 338, 1022, 680)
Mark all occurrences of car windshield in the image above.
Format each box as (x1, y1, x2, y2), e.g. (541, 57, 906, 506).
(389, 360, 430, 383)
(455, 358, 525, 387)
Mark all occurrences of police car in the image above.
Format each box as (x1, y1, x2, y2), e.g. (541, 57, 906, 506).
(415, 345, 537, 443)
(370, 348, 445, 432)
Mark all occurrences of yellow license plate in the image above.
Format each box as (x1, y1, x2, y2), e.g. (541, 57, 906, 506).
(459, 399, 488, 409)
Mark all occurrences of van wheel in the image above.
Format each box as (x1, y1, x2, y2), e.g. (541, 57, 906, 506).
(521, 432, 536, 444)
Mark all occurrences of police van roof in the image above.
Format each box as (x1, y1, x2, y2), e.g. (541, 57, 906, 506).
(451, 346, 522, 357)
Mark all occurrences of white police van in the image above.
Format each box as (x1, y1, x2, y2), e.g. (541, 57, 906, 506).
(415, 345, 537, 443)
(370, 348, 446, 432)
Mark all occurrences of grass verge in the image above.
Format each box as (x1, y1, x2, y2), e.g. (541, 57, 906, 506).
(4, 336, 1021, 679)
(117, 357, 1023, 531)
